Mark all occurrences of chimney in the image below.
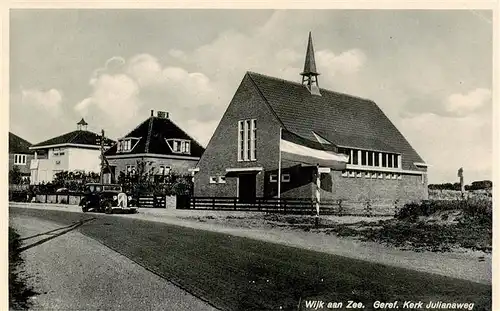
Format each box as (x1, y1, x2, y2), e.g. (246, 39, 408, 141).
(151, 110, 154, 117)
(157, 111, 169, 119)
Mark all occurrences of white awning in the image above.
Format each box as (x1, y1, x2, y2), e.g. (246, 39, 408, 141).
(225, 167, 263, 173)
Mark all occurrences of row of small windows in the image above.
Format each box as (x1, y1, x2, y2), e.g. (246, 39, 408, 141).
(341, 170, 402, 180)
(125, 165, 171, 175)
(209, 174, 291, 184)
(238, 119, 257, 162)
(53, 148, 66, 156)
(14, 154, 27, 165)
(337, 148, 401, 169)
(209, 176, 226, 184)
(269, 174, 291, 183)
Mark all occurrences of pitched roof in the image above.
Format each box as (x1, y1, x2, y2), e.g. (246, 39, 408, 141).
(31, 130, 114, 149)
(9, 132, 32, 154)
(104, 116, 204, 158)
(245, 71, 425, 168)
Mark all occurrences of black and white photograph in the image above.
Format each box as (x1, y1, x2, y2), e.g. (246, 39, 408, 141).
(6, 6, 495, 311)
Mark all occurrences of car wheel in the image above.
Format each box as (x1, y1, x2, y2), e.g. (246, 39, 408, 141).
(82, 206, 88, 213)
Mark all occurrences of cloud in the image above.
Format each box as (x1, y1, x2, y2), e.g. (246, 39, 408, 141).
(77, 73, 141, 126)
(71, 11, 370, 145)
(400, 112, 491, 183)
(126, 54, 162, 87)
(444, 88, 491, 116)
(316, 49, 367, 76)
(74, 54, 221, 141)
(21, 88, 63, 114)
(10, 88, 77, 143)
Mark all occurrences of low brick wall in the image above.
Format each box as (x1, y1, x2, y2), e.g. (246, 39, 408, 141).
(35, 194, 83, 205)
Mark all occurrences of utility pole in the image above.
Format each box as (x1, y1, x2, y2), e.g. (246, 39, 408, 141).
(100, 129, 104, 184)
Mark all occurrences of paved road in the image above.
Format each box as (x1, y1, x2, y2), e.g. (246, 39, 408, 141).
(10, 206, 492, 311)
(10, 214, 218, 311)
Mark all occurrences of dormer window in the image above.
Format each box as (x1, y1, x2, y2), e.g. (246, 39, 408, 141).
(117, 137, 140, 153)
(167, 139, 191, 155)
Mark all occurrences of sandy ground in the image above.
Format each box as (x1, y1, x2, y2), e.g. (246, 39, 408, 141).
(10, 203, 491, 285)
(10, 214, 218, 311)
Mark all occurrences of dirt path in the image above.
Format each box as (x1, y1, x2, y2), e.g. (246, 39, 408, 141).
(10, 214, 218, 311)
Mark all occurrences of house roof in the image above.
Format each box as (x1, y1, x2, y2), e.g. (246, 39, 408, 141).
(9, 132, 32, 154)
(245, 71, 425, 167)
(104, 115, 204, 158)
(31, 130, 114, 149)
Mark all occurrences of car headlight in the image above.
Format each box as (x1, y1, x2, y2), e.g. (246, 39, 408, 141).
(113, 195, 117, 200)
(128, 196, 132, 201)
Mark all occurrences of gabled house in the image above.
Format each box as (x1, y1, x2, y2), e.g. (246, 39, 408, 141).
(9, 132, 34, 181)
(194, 33, 428, 204)
(29, 119, 114, 184)
(104, 110, 204, 181)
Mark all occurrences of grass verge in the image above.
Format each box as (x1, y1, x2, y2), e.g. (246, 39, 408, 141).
(9, 227, 37, 310)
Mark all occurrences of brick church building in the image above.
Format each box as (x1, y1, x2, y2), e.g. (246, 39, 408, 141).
(193, 33, 428, 204)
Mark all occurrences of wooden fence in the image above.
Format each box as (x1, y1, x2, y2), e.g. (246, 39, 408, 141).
(137, 196, 167, 208)
(176, 196, 398, 216)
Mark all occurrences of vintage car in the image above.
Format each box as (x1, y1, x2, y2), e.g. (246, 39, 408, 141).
(79, 183, 138, 214)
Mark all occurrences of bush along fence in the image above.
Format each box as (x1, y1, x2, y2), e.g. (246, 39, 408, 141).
(176, 196, 399, 217)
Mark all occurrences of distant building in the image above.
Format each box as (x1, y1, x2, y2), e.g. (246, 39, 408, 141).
(104, 110, 204, 181)
(194, 33, 428, 204)
(9, 132, 34, 181)
(29, 119, 114, 184)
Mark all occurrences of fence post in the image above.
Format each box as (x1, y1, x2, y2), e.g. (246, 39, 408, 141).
(45, 194, 47, 203)
(234, 198, 237, 211)
(212, 197, 215, 210)
(67, 194, 70, 204)
(192, 197, 196, 209)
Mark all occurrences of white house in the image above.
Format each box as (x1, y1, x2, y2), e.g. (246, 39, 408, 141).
(29, 119, 114, 184)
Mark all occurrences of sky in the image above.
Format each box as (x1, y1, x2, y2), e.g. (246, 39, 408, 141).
(8, 9, 493, 184)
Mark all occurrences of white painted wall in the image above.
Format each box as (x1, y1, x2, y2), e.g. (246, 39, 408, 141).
(30, 146, 101, 184)
(67, 148, 101, 172)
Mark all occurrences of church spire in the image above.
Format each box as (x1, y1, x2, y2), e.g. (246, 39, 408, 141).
(300, 32, 321, 95)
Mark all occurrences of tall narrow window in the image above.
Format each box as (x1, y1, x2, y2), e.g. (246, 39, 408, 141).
(368, 151, 373, 166)
(382, 153, 387, 167)
(361, 151, 367, 166)
(388, 154, 393, 168)
(374, 152, 380, 167)
(237, 119, 256, 161)
(238, 121, 244, 161)
(244, 120, 249, 160)
(394, 154, 399, 168)
(250, 119, 256, 160)
(352, 150, 358, 165)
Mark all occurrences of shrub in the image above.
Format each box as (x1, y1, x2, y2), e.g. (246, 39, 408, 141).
(8, 190, 29, 202)
(396, 198, 492, 223)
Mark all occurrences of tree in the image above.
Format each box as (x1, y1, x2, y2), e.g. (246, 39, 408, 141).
(9, 166, 22, 185)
